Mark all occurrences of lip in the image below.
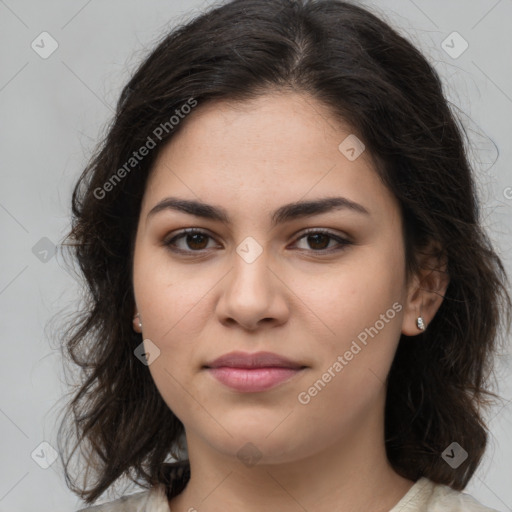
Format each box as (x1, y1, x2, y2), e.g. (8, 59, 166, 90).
(205, 351, 304, 369)
(204, 351, 306, 392)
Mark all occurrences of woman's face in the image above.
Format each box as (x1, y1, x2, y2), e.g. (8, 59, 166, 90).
(132, 91, 417, 464)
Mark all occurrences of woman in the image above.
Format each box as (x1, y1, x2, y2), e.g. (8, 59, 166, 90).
(58, 0, 511, 510)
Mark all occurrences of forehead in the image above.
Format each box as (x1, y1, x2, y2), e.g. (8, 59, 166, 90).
(141, 92, 400, 227)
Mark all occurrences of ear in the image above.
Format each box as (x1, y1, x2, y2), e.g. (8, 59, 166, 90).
(401, 240, 450, 336)
(132, 306, 142, 333)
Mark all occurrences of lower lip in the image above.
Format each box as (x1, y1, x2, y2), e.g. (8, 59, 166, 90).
(207, 367, 303, 392)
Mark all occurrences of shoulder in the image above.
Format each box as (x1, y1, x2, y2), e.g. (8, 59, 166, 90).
(390, 477, 501, 512)
(76, 484, 170, 512)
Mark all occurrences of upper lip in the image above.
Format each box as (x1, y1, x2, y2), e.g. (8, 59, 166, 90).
(204, 351, 305, 369)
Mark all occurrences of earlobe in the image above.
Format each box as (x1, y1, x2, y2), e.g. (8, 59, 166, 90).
(132, 310, 143, 333)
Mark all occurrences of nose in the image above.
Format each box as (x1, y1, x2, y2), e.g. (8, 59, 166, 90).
(216, 246, 289, 331)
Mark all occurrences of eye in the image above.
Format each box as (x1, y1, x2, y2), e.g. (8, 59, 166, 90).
(292, 229, 352, 253)
(163, 229, 219, 254)
(163, 228, 352, 255)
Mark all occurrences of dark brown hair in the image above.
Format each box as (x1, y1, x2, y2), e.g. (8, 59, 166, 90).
(57, 0, 512, 504)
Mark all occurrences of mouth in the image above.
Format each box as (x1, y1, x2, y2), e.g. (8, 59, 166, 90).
(203, 351, 307, 392)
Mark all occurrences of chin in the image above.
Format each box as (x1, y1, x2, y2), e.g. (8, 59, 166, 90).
(201, 421, 310, 466)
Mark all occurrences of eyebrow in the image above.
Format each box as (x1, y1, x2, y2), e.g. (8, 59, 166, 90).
(147, 196, 370, 227)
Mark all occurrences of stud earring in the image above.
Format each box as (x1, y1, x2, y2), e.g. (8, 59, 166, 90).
(416, 316, 425, 331)
(133, 313, 142, 330)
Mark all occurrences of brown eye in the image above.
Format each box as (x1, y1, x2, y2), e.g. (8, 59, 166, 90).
(164, 229, 217, 253)
(293, 229, 352, 253)
(305, 233, 331, 250)
(184, 233, 209, 250)
(163, 228, 352, 256)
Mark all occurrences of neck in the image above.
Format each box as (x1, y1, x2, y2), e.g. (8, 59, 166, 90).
(168, 403, 414, 512)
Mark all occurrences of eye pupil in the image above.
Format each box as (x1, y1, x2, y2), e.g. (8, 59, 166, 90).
(187, 233, 208, 250)
(308, 233, 330, 250)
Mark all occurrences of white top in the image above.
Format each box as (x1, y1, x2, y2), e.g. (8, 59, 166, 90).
(76, 477, 501, 511)
(77, 478, 498, 512)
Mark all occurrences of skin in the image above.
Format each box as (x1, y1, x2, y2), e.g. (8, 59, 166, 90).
(131, 91, 449, 512)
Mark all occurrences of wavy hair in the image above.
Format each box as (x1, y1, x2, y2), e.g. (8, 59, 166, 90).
(57, 0, 512, 504)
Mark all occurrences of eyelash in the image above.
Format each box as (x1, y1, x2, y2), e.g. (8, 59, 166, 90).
(162, 228, 353, 256)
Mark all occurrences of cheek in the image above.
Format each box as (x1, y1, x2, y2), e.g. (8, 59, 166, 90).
(293, 247, 406, 409)
(132, 248, 209, 408)
(135, 274, 209, 424)
(293, 284, 403, 446)
(133, 244, 213, 340)
(297, 250, 405, 344)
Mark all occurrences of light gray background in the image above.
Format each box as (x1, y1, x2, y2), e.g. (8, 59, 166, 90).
(1, 1, 511, 511)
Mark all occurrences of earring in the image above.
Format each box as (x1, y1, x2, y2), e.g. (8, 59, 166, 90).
(416, 316, 425, 331)
(133, 313, 142, 330)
